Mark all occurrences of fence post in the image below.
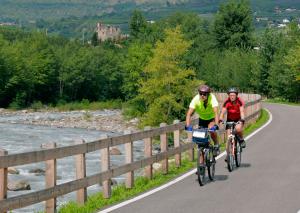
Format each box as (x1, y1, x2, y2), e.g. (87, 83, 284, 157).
(101, 134, 111, 198)
(144, 126, 152, 179)
(0, 149, 8, 213)
(173, 120, 181, 167)
(75, 139, 87, 205)
(124, 130, 134, 188)
(160, 123, 168, 174)
(42, 142, 57, 213)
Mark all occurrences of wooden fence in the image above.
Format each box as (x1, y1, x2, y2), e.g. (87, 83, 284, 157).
(0, 93, 261, 212)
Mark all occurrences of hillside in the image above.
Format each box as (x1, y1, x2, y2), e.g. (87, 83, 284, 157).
(0, 0, 299, 38)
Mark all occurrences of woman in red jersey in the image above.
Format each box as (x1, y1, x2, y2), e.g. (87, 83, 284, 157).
(219, 88, 246, 148)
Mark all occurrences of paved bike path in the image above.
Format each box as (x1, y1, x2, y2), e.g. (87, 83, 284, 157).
(103, 103, 300, 213)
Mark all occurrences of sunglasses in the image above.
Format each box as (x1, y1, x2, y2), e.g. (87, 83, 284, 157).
(199, 92, 208, 96)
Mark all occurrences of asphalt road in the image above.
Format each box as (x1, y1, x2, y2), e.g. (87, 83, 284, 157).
(106, 103, 300, 213)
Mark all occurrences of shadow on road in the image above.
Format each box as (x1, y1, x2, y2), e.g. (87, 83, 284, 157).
(195, 175, 229, 185)
(239, 163, 251, 168)
(213, 175, 228, 181)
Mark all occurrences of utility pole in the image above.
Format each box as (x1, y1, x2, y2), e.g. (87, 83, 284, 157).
(82, 28, 86, 45)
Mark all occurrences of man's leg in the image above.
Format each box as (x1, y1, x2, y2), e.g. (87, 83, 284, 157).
(208, 121, 219, 145)
(235, 123, 246, 148)
(208, 121, 220, 156)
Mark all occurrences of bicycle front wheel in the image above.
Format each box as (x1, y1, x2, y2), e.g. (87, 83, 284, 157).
(197, 148, 205, 186)
(227, 139, 234, 172)
(207, 148, 215, 181)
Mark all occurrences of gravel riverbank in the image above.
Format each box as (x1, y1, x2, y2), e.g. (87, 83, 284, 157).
(0, 108, 139, 133)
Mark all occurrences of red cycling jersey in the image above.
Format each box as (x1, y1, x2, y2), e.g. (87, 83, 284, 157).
(223, 97, 244, 121)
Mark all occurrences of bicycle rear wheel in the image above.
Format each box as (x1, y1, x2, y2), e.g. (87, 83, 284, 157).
(197, 148, 205, 186)
(227, 139, 234, 172)
(235, 139, 242, 167)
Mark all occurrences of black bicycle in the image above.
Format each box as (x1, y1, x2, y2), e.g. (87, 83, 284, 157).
(224, 121, 242, 172)
(192, 128, 218, 186)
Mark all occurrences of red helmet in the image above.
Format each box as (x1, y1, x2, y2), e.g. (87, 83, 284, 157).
(198, 85, 211, 93)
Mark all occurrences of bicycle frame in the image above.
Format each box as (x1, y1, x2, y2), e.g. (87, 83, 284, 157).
(227, 124, 236, 156)
(224, 121, 242, 171)
(192, 127, 217, 186)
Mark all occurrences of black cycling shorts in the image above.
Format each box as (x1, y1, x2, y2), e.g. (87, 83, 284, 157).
(198, 118, 215, 128)
(225, 119, 239, 130)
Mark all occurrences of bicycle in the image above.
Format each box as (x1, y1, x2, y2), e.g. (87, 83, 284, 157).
(224, 121, 242, 172)
(192, 127, 218, 186)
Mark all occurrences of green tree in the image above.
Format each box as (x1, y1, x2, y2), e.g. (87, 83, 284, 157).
(213, 0, 254, 49)
(122, 41, 152, 100)
(135, 27, 199, 126)
(268, 41, 300, 101)
(200, 48, 260, 92)
(91, 32, 99, 46)
(267, 23, 300, 101)
(258, 29, 284, 96)
(129, 10, 147, 39)
(160, 12, 215, 74)
(286, 43, 300, 82)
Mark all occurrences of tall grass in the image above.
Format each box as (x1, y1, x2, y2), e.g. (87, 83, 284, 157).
(264, 98, 300, 106)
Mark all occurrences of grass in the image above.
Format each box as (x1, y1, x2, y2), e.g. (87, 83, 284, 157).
(59, 159, 195, 213)
(25, 99, 123, 112)
(264, 98, 300, 106)
(244, 109, 269, 136)
(58, 109, 269, 213)
(54, 99, 123, 111)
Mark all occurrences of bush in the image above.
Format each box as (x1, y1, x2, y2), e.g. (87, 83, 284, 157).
(30, 101, 44, 111)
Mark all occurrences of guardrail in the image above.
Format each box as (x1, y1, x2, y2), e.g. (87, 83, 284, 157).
(0, 93, 261, 212)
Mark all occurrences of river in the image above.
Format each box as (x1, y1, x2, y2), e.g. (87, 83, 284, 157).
(0, 110, 144, 212)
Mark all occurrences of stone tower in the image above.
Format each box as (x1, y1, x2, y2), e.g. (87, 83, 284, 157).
(96, 22, 121, 42)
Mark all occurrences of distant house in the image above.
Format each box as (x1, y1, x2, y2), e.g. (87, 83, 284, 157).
(256, 17, 268, 22)
(96, 22, 121, 42)
(274, 6, 282, 14)
(286, 8, 296, 12)
(0, 22, 16, 26)
(147, 20, 155, 24)
(282, 18, 290, 24)
(278, 24, 287, 28)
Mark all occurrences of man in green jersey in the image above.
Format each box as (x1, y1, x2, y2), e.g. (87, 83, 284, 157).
(185, 85, 220, 151)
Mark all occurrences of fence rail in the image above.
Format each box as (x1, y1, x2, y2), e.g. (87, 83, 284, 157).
(0, 93, 262, 212)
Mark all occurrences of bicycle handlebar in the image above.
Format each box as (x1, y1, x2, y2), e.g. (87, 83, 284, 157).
(220, 121, 242, 125)
(185, 125, 218, 132)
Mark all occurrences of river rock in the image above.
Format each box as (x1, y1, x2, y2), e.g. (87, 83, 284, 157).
(168, 159, 175, 164)
(110, 147, 122, 155)
(29, 168, 45, 175)
(8, 180, 31, 191)
(153, 163, 162, 172)
(8, 167, 20, 175)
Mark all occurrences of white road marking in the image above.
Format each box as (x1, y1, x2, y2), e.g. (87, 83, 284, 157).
(99, 109, 273, 213)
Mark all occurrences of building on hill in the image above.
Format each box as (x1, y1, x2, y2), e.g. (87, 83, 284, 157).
(96, 22, 122, 42)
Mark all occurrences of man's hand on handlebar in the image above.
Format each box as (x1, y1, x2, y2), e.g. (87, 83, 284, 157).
(185, 125, 193, 132)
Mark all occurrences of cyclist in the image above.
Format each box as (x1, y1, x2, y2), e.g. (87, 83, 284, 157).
(219, 87, 246, 148)
(185, 84, 220, 154)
